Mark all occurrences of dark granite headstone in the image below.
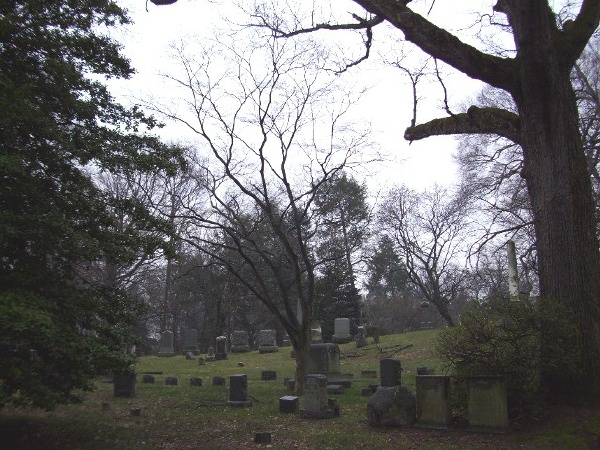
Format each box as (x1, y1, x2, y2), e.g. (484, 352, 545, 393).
(228, 374, 252, 407)
(165, 376, 178, 385)
(261, 370, 277, 381)
(279, 395, 299, 414)
(190, 377, 203, 387)
(142, 374, 155, 384)
(212, 376, 226, 386)
(380, 358, 402, 387)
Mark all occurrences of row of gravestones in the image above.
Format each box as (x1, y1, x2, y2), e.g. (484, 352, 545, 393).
(157, 329, 292, 357)
(117, 340, 508, 433)
(158, 318, 370, 358)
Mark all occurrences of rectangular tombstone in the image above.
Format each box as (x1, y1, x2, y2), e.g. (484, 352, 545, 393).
(300, 374, 329, 417)
(332, 318, 352, 344)
(380, 358, 402, 387)
(415, 375, 451, 429)
(158, 330, 176, 357)
(261, 370, 277, 381)
(258, 329, 279, 354)
(467, 375, 509, 433)
(183, 328, 199, 354)
(308, 343, 341, 375)
(228, 374, 252, 407)
(230, 330, 251, 353)
(113, 374, 136, 397)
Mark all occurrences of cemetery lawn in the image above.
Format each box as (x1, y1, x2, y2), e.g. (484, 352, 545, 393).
(1, 329, 600, 449)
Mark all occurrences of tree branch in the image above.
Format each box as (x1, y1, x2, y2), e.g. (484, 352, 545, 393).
(352, 0, 518, 92)
(404, 106, 521, 144)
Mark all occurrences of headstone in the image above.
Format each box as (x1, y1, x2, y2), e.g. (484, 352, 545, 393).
(417, 365, 429, 375)
(261, 370, 277, 381)
(372, 326, 380, 344)
(279, 395, 299, 414)
(327, 384, 345, 394)
(185, 352, 195, 360)
(113, 374, 136, 397)
(158, 330, 176, 357)
(367, 385, 416, 427)
(228, 374, 252, 407)
(230, 330, 251, 353)
(182, 328, 199, 354)
(142, 375, 155, 384)
(419, 301, 434, 330)
(190, 377, 203, 387)
(214, 336, 227, 360)
(332, 318, 352, 344)
(467, 375, 509, 433)
(361, 387, 374, 396)
(258, 329, 279, 354)
(206, 347, 215, 361)
(253, 432, 272, 444)
(308, 342, 352, 387)
(356, 325, 368, 348)
(414, 375, 451, 429)
(380, 358, 402, 387)
(299, 374, 337, 419)
(286, 379, 296, 392)
(165, 376, 178, 386)
(213, 376, 226, 386)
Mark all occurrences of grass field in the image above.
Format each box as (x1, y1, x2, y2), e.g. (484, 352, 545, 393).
(1, 329, 600, 449)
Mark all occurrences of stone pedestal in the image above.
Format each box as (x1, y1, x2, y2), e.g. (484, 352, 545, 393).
(279, 395, 299, 414)
(467, 375, 509, 433)
(415, 375, 451, 429)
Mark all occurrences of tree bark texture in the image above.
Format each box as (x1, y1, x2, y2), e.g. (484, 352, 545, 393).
(354, 0, 600, 403)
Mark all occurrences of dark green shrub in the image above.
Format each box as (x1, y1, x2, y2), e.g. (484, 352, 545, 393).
(437, 296, 578, 418)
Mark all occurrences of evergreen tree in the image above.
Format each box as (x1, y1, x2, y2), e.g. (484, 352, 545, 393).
(0, 0, 181, 409)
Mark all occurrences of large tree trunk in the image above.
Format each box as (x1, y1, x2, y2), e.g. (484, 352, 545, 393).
(513, 1, 600, 404)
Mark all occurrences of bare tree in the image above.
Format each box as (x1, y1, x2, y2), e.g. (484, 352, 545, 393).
(378, 185, 471, 326)
(149, 33, 370, 390)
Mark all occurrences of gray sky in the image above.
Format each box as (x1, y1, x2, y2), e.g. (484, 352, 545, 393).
(110, 0, 489, 191)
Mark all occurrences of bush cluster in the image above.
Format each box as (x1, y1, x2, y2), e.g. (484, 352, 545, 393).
(436, 296, 579, 418)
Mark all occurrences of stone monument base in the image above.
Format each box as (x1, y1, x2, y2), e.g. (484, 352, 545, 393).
(228, 400, 253, 407)
(259, 345, 279, 354)
(230, 345, 251, 353)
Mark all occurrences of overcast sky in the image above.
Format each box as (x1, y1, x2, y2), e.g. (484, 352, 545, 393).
(110, 0, 490, 192)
